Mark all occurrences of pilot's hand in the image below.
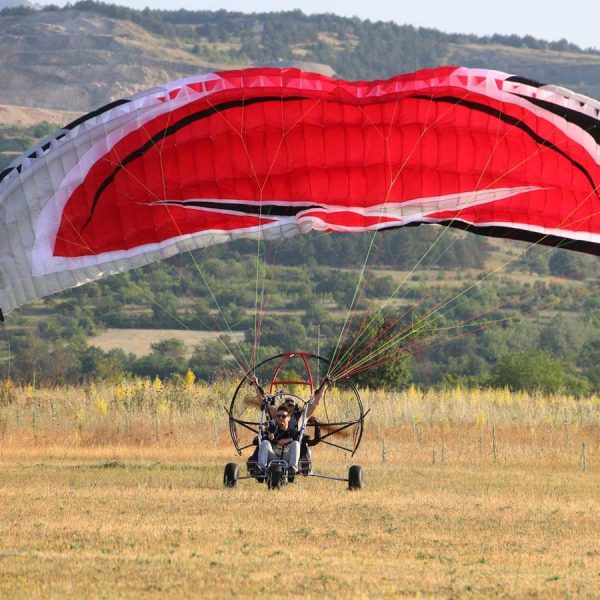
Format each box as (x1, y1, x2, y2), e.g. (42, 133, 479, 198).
(315, 375, 332, 395)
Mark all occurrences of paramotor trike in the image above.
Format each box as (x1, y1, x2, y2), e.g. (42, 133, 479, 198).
(223, 352, 368, 490)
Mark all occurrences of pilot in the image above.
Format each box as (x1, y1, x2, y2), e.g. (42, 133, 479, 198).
(257, 404, 300, 475)
(248, 373, 332, 476)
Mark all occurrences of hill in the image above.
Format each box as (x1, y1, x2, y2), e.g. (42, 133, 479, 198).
(1, 2, 600, 116)
(0, 8, 213, 111)
(4, 3, 600, 172)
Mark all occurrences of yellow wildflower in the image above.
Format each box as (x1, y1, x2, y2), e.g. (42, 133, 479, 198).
(185, 369, 196, 387)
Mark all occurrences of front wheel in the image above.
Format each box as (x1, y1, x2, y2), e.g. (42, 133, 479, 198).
(224, 462, 239, 488)
(267, 467, 283, 490)
(348, 465, 363, 490)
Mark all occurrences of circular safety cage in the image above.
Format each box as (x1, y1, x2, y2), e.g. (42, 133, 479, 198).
(227, 352, 367, 457)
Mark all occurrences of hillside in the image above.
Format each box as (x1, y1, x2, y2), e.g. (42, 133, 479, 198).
(448, 42, 600, 98)
(0, 9, 213, 111)
(1, 3, 600, 116)
(3, 4, 600, 172)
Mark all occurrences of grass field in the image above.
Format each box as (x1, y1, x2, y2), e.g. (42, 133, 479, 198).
(89, 328, 245, 357)
(0, 381, 598, 598)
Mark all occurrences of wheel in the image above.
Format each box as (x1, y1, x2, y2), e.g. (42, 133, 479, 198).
(247, 461, 265, 483)
(267, 467, 283, 490)
(348, 465, 363, 490)
(223, 462, 239, 488)
(299, 459, 311, 476)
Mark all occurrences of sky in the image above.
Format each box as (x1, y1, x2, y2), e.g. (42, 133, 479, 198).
(48, 0, 600, 50)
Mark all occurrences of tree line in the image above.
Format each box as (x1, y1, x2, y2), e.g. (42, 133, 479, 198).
(2, 224, 600, 395)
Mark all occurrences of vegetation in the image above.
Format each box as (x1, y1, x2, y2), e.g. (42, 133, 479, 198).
(1, 222, 599, 394)
(2, 2, 597, 86)
(0, 380, 598, 597)
(0, 122, 57, 170)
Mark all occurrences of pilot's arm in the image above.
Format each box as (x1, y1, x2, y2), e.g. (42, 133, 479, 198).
(306, 376, 331, 418)
(247, 372, 276, 418)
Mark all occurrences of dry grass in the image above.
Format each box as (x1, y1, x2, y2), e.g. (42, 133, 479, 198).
(0, 380, 599, 598)
(89, 328, 244, 356)
(0, 104, 80, 127)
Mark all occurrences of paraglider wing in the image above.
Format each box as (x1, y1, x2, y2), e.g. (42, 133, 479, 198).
(2, 66, 600, 316)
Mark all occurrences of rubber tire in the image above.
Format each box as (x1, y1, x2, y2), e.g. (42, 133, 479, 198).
(348, 465, 363, 490)
(224, 462, 239, 488)
(267, 468, 283, 490)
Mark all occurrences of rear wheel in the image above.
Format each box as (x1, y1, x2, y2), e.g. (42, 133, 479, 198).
(224, 462, 239, 488)
(348, 465, 363, 490)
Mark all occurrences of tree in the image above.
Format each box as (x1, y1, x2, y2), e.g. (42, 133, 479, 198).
(79, 347, 132, 382)
(539, 316, 588, 361)
(327, 310, 423, 389)
(548, 250, 597, 280)
(151, 292, 181, 325)
(150, 338, 187, 361)
(10, 333, 81, 384)
(188, 339, 231, 381)
(129, 338, 189, 379)
(489, 351, 588, 395)
(251, 316, 310, 351)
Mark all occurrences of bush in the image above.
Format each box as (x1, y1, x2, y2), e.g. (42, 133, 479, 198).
(490, 351, 588, 395)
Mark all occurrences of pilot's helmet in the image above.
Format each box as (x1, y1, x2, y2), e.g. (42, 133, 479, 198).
(282, 397, 297, 412)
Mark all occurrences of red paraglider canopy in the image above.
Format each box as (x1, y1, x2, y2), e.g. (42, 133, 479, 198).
(3, 66, 600, 315)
